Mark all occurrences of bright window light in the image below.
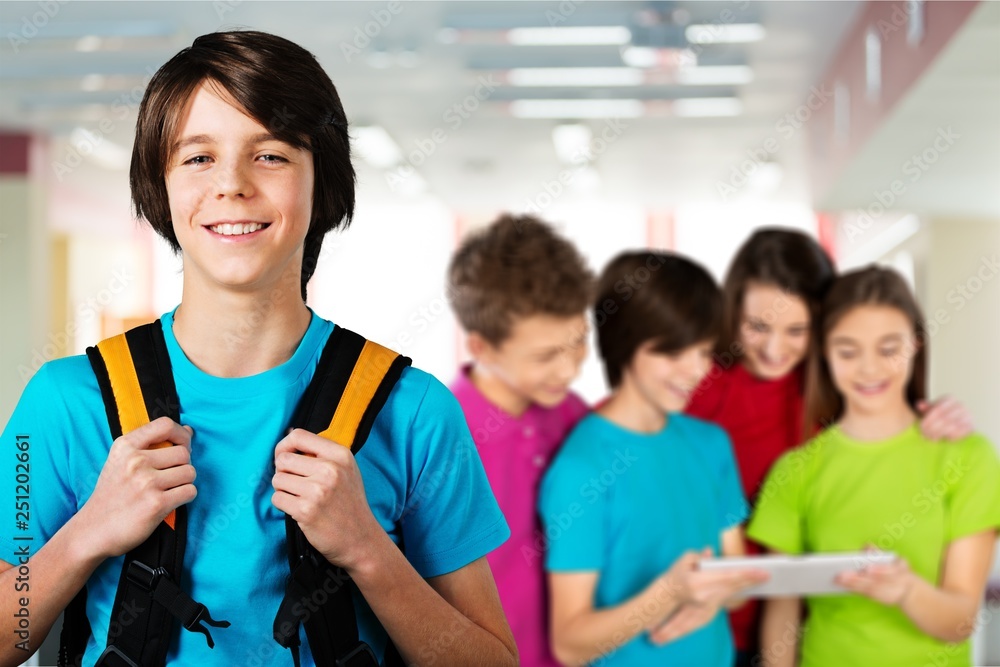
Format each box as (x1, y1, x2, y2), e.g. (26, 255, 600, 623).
(672, 97, 743, 117)
(353, 126, 403, 169)
(508, 26, 632, 46)
(510, 99, 645, 119)
(685, 23, 765, 44)
(552, 124, 593, 163)
(508, 67, 644, 87)
(70, 127, 130, 170)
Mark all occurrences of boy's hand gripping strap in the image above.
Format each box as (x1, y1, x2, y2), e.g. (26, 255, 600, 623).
(59, 322, 229, 667)
(272, 326, 410, 667)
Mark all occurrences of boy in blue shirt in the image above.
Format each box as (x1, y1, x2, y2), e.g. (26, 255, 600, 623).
(539, 252, 767, 667)
(0, 30, 515, 667)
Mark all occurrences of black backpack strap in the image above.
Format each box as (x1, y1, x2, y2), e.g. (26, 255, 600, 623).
(60, 322, 228, 667)
(273, 326, 410, 667)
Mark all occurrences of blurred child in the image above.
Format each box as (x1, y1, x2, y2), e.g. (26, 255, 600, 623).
(540, 251, 768, 667)
(748, 266, 1000, 667)
(448, 214, 593, 667)
(684, 229, 974, 666)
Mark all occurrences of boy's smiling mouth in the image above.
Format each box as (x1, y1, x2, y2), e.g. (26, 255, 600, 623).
(205, 220, 271, 236)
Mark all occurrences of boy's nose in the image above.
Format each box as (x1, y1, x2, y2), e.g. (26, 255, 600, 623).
(214, 163, 253, 199)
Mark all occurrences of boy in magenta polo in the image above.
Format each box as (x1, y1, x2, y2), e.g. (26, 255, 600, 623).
(447, 215, 593, 667)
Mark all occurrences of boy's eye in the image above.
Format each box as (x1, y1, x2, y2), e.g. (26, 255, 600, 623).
(836, 350, 857, 360)
(880, 347, 899, 357)
(184, 155, 211, 165)
(746, 321, 767, 333)
(259, 154, 287, 163)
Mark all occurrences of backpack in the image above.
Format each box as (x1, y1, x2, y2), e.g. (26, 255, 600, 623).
(58, 320, 410, 667)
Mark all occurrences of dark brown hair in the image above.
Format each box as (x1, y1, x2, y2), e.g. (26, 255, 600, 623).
(447, 214, 594, 345)
(595, 251, 721, 387)
(804, 266, 928, 430)
(718, 228, 835, 360)
(130, 30, 355, 300)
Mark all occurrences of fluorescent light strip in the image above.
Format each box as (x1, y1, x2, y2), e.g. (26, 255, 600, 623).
(508, 67, 644, 87)
(676, 66, 754, 86)
(621, 46, 698, 69)
(511, 99, 645, 119)
(507, 26, 632, 46)
(685, 23, 765, 44)
(672, 98, 743, 117)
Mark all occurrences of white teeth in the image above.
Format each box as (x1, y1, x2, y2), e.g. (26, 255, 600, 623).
(209, 222, 264, 236)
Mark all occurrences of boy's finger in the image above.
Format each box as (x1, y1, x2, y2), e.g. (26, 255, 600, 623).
(126, 417, 191, 450)
(274, 428, 347, 459)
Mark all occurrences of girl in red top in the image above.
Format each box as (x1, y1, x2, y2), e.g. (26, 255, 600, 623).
(684, 229, 973, 667)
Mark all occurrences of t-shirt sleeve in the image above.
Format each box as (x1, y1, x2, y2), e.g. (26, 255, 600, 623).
(0, 363, 80, 565)
(397, 374, 510, 578)
(944, 434, 1000, 542)
(713, 429, 749, 531)
(538, 433, 605, 572)
(745, 449, 807, 554)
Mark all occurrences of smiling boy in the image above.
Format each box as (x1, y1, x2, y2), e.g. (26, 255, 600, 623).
(0, 31, 515, 667)
(447, 215, 594, 667)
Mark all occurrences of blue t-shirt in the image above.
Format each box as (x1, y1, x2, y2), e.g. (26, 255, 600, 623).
(538, 412, 747, 667)
(0, 309, 509, 666)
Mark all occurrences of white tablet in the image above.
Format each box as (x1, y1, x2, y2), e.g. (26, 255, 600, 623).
(698, 551, 897, 598)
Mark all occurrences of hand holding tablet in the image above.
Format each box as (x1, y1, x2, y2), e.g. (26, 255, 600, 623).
(697, 551, 898, 598)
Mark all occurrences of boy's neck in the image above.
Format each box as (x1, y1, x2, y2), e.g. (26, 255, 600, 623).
(468, 364, 531, 418)
(172, 283, 312, 378)
(838, 400, 918, 442)
(597, 383, 667, 434)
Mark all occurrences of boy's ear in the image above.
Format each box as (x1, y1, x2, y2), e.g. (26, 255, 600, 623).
(466, 331, 492, 361)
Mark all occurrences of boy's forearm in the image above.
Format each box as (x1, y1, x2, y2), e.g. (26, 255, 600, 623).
(899, 576, 980, 643)
(0, 516, 105, 666)
(760, 597, 801, 667)
(348, 534, 516, 666)
(551, 577, 682, 666)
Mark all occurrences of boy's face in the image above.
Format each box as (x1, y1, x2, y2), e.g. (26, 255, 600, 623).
(625, 339, 714, 413)
(472, 313, 589, 409)
(164, 81, 315, 296)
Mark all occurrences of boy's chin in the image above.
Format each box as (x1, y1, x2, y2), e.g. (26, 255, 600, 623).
(531, 388, 570, 408)
(660, 398, 689, 414)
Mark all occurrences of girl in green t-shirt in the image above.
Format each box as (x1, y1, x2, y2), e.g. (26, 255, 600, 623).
(747, 266, 1000, 667)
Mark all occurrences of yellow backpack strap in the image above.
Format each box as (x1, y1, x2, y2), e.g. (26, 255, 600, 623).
(67, 321, 229, 667)
(319, 339, 404, 447)
(274, 326, 411, 667)
(90, 327, 179, 527)
(288, 325, 412, 452)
